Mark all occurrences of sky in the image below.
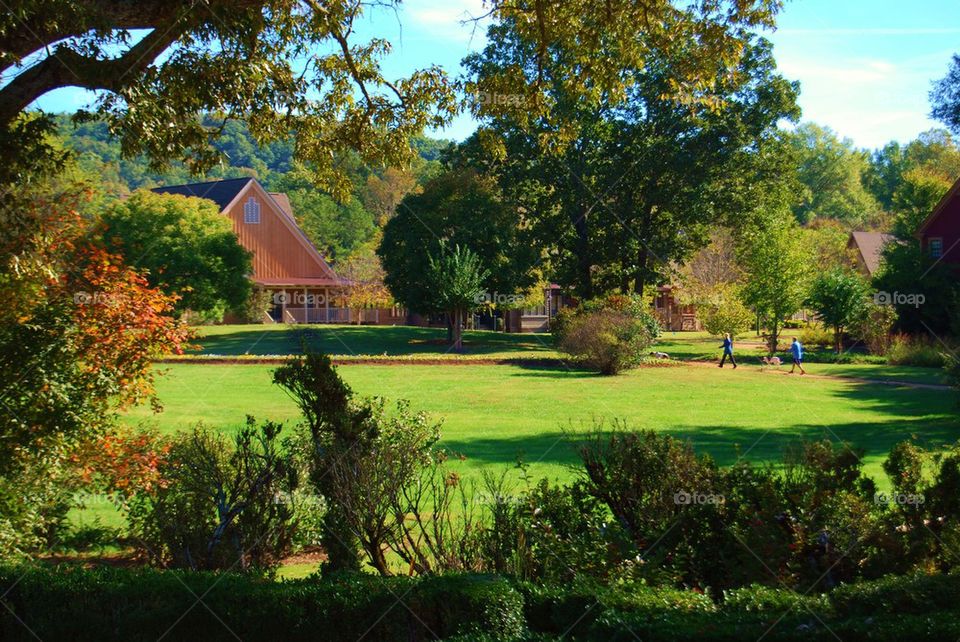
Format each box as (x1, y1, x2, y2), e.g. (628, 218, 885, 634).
(30, 0, 960, 151)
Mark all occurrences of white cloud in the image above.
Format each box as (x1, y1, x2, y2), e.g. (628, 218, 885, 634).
(402, 0, 489, 45)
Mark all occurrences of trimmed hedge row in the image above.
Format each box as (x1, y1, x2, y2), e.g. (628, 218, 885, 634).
(0, 567, 523, 641)
(1, 566, 959, 641)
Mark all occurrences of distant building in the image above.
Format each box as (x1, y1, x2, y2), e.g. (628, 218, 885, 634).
(916, 176, 960, 265)
(152, 177, 404, 325)
(847, 231, 895, 277)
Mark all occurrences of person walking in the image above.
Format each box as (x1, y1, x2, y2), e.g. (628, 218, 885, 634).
(789, 337, 806, 375)
(719, 332, 737, 369)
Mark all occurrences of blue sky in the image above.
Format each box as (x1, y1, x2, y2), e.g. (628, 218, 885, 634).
(31, 0, 960, 150)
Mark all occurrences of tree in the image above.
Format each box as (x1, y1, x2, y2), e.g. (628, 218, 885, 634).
(1, 1, 781, 189)
(931, 54, 960, 136)
(464, 32, 798, 298)
(739, 216, 814, 354)
(866, 130, 960, 211)
(0, 0, 458, 192)
(362, 167, 420, 225)
(890, 168, 953, 238)
(700, 290, 755, 339)
(788, 123, 880, 225)
(100, 190, 252, 320)
(0, 182, 190, 557)
(378, 167, 538, 317)
(425, 244, 490, 352)
(337, 241, 393, 325)
(466, 1, 783, 135)
(807, 268, 871, 353)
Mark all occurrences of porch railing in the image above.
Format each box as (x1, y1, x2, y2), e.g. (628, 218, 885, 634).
(283, 307, 351, 324)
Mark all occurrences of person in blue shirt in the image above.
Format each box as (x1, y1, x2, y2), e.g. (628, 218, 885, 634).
(719, 333, 737, 369)
(790, 337, 806, 375)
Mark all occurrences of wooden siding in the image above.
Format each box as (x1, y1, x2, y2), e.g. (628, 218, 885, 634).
(921, 192, 960, 265)
(222, 182, 337, 283)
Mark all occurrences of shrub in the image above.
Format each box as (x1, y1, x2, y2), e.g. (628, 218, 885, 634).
(887, 334, 947, 367)
(274, 352, 467, 575)
(0, 566, 527, 642)
(127, 419, 303, 572)
(554, 295, 661, 375)
(799, 323, 834, 347)
(944, 352, 960, 397)
(701, 298, 754, 338)
(852, 304, 898, 355)
(558, 310, 655, 375)
(234, 287, 273, 323)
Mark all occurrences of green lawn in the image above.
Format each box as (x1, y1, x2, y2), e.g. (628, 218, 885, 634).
(189, 324, 946, 386)
(190, 324, 559, 359)
(128, 361, 960, 489)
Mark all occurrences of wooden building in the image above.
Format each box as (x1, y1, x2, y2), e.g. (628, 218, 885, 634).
(917, 175, 960, 266)
(152, 178, 405, 324)
(847, 231, 895, 277)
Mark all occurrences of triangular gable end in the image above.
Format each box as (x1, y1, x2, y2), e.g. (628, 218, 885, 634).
(221, 179, 341, 284)
(917, 174, 960, 238)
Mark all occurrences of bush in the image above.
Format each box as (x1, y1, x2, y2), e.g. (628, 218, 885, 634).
(944, 352, 960, 397)
(799, 323, 834, 347)
(887, 334, 947, 367)
(0, 566, 526, 642)
(701, 298, 754, 338)
(274, 352, 472, 575)
(127, 419, 304, 572)
(553, 295, 659, 375)
(557, 310, 655, 375)
(852, 304, 898, 355)
(234, 287, 273, 323)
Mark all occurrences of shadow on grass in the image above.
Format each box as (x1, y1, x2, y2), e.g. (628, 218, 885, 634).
(193, 325, 555, 356)
(442, 415, 960, 472)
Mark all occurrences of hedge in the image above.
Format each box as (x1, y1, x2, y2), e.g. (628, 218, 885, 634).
(2, 566, 960, 641)
(0, 567, 523, 641)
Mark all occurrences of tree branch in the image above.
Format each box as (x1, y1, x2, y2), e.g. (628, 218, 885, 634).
(0, 14, 191, 127)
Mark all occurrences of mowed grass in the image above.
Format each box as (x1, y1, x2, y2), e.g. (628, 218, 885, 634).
(191, 324, 560, 358)
(128, 361, 960, 488)
(656, 332, 946, 386)
(191, 324, 946, 386)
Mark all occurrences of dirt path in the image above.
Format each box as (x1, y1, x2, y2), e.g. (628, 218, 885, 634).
(683, 358, 951, 390)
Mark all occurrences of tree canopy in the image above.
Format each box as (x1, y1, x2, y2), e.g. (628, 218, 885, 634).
(378, 166, 539, 315)
(463, 29, 799, 299)
(931, 54, 960, 136)
(100, 190, 253, 319)
(1, 0, 782, 189)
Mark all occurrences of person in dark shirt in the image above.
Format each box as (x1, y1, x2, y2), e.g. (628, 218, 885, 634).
(719, 333, 737, 369)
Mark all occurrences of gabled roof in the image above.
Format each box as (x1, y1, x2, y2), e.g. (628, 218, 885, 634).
(151, 177, 345, 287)
(916, 174, 960, 237)
(848, 231, 895, 276)
(151, 177, 254, 210)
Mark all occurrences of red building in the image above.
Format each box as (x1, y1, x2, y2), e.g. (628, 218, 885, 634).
(917, 177, 960, 264)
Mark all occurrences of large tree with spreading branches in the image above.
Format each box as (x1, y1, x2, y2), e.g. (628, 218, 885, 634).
(1, 0, 782, 187)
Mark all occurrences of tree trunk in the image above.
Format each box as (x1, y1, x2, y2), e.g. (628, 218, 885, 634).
(452, 309, 464, 352)
(633, 246, 648, 297)
(769, 319, 780, 356)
